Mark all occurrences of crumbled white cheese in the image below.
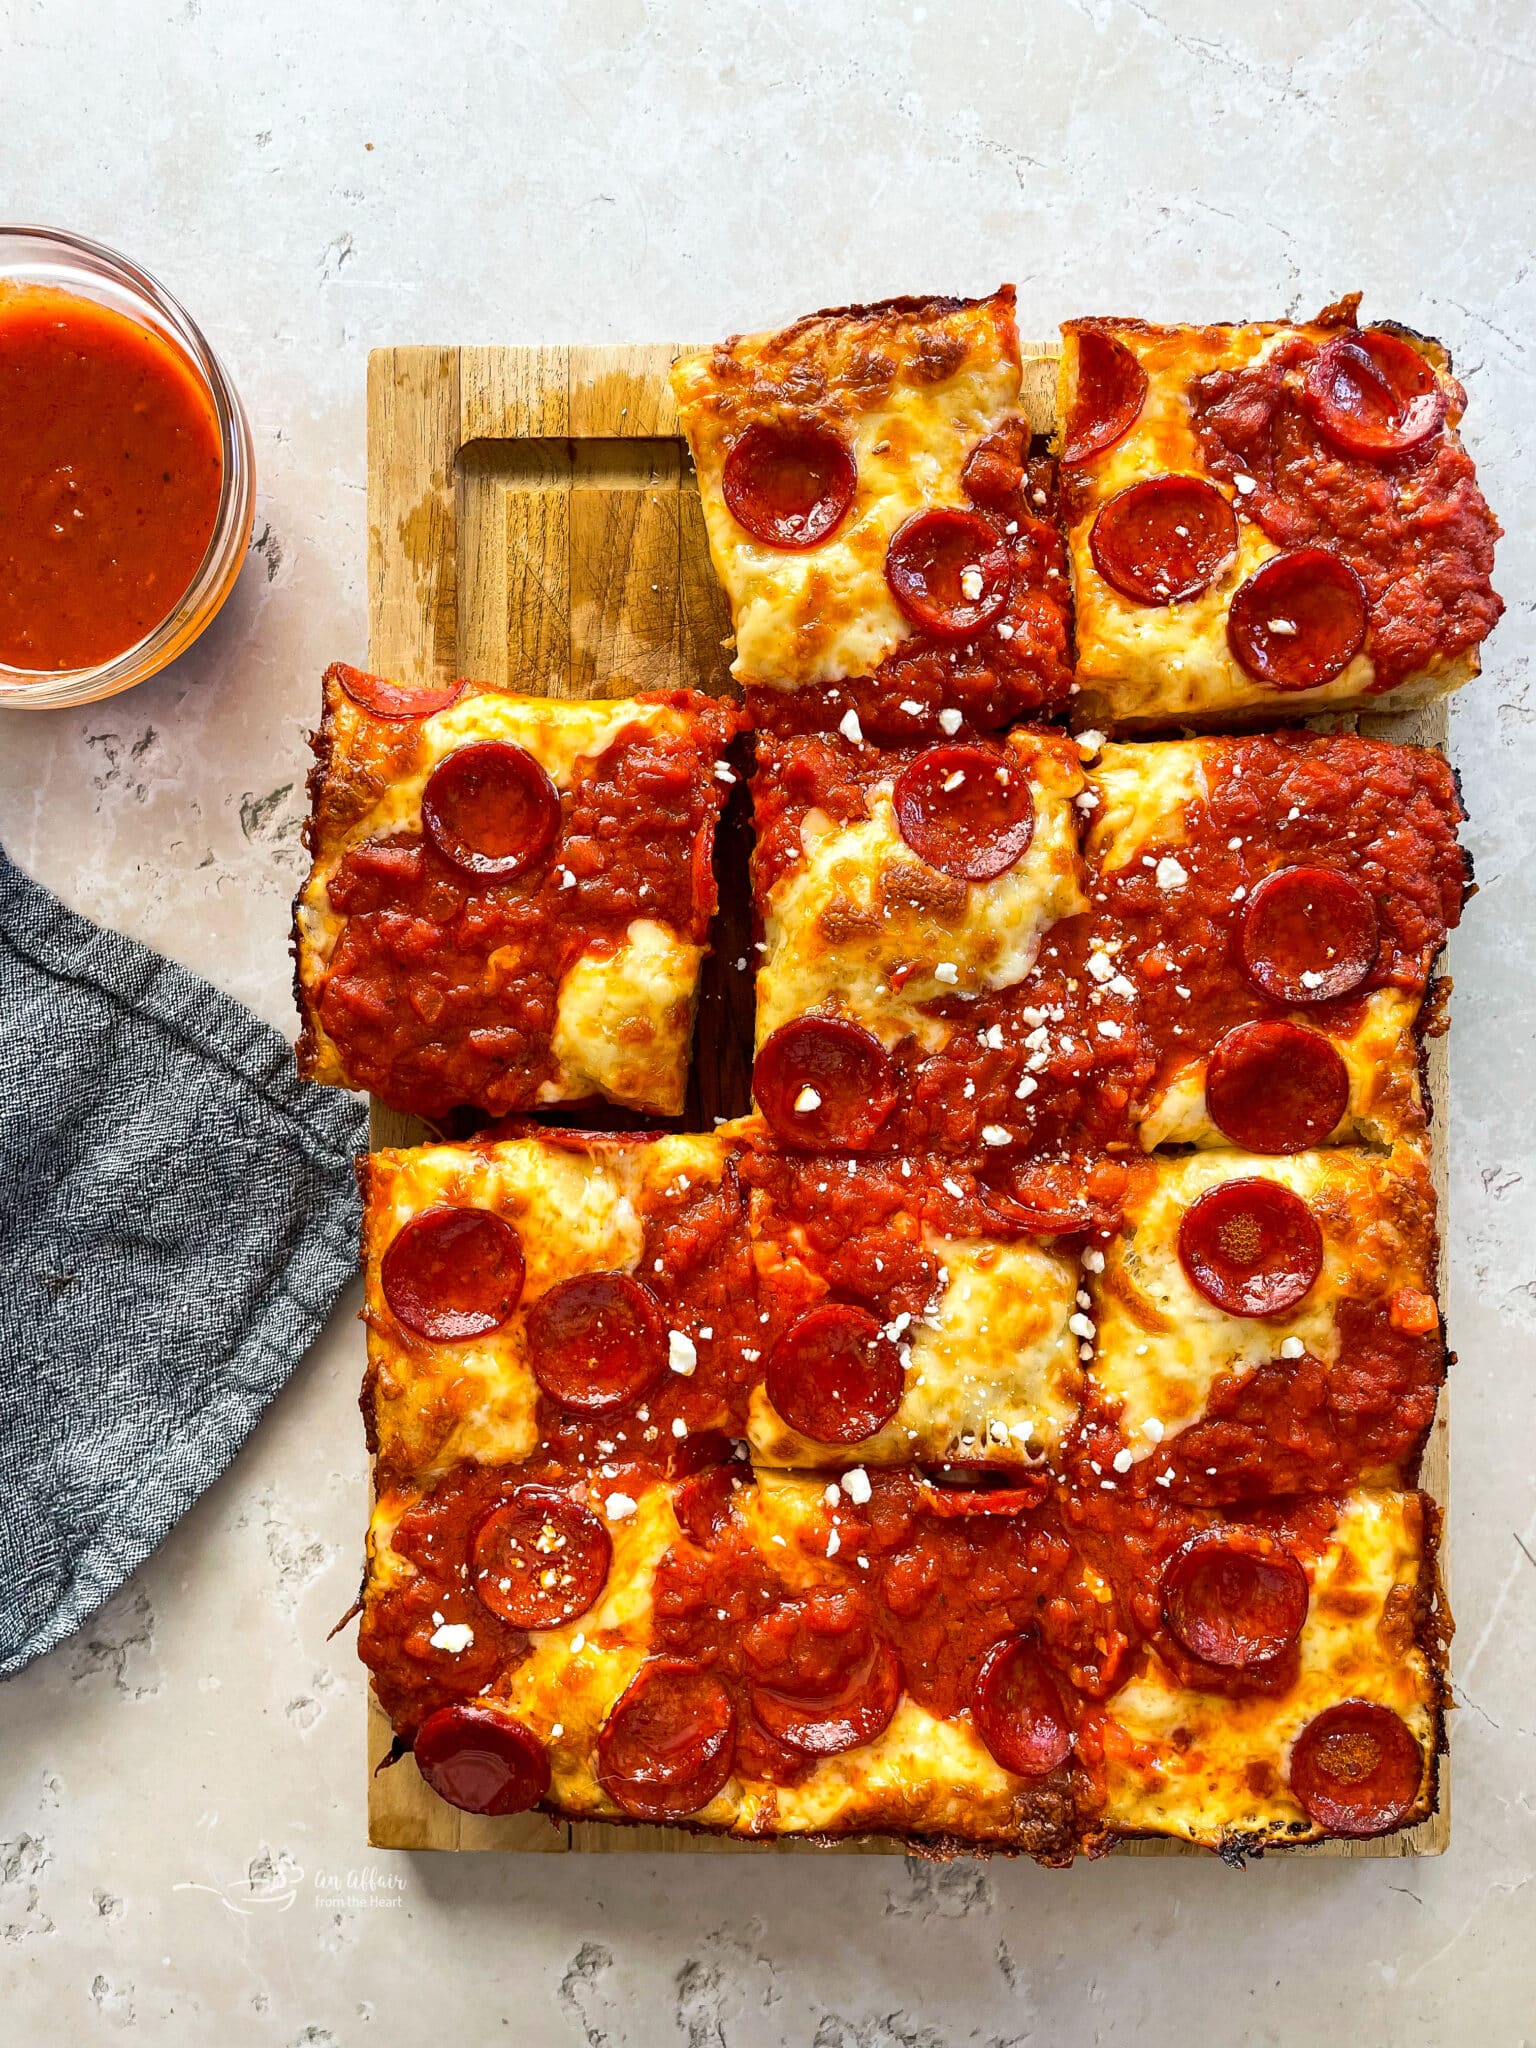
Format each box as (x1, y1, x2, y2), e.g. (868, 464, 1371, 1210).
(1280, 1336, 1306, 1359)
(1156, 857, 1189, 890)
(899, 699, 924, 715)
(671, 1417, 688, 1439)
(558, 867, 576, 890)
(667, 1330, 698, 1376)
(1234, 472, 1257, 496)
(1141, 1417, 1165, 1442)
(1068, 1312, 1096, 1341)
(938, 708, 963, 736)
(1266, 617, 1298, 637)
(1082, 1247, 1105, 1273)
(934, 961, 959, 985)
(604, 1493, 637, 1522)
(1075, 729, 1106, 758)
(1015, 1075, 1038, 1100)
(1087, 949, 1113, 984)
(959, 565, 985, 602)
(980, 1125, 1011, 1147)
(1097, 1019, 1123, 1039)
(793, 1084, 822, 1114)
(1111, 1449, 1134, 1474)
(841, 1467, 872, 1505)
(826, 1527, 841, 1558)
(838, 707, 864, 743)
(429, 1621, 475, 1654)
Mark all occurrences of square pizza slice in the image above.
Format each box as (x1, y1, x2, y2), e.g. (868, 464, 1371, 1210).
(362, 1462, 1125, 1861)
(749, 725, 1145, 1209)
(1080, 1487, 1446, 1853)
(358, 1128, 758, 1492)
(1058, 299, 1502, 725)
(1077, 1142, 1445, 1504)
(295, 667, 740, 1122)
(1082, 730, 1469, 1154)
(672, 288, 1073, 741)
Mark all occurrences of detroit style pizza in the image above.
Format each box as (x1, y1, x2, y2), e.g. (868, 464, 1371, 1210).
(295, 667, 739, 1122)
(1058, 299, 1502, 725)
(337, 286, 1491, 1864)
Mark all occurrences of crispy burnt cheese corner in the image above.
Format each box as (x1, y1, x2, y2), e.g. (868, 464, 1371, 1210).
(295, 667, 738, 1122)
(358, 1128, 751, 1488)
(1081, 732, 1468, 1153)
(1058, 303, 1502, 725)
(672, 288, 1071, 730)
(1081, 1142, 1444, 1502)
(1100, 1489, 1446, 1852)
(754, 726, 1087, 1051)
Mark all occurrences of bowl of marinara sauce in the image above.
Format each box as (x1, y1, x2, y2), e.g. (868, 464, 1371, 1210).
(0, 226, 255, 709)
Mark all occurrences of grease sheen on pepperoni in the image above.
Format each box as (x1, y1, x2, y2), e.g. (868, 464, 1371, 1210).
(885, 507, 1012, 639)
(1289, 1700, 1423, 1836)
(381, 1206, 525, 1341)
(1301, 331, 1446, 461)
(525, 1271, 667, 1415)
(1205, 1019, 1351, 1153)
(1062, 328, 1149, 464)
(722, 419, 856, 550)
(420, 741, 561, 879)
(1160, 1529, 1310, 1671)
(596, 1659, 736, 1820)
(765, 1302, 905, 1445)
(971, 1636, 1073, 1777)
(1177, 1177, 1324, 1319)
(333, 663, 464, 721)
(470, 1487, 612, 1629)
(1089, 474, 1237, 606)
(752, 1639, 902, 1758)
(1226, 547, 1368, 690)
(413, 1704, 550, 1815)
(1239, 865, 1380, 1004)
(753, 1017, 896, 1151)
(916, 1465, 1050, 1519)
(891, 743, 1036, 883)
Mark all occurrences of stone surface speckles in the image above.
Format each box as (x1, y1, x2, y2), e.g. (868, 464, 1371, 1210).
(2, 2, 1534, 2042)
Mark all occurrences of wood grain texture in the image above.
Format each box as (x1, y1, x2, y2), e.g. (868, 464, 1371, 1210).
(363, 341, 1451, 1859)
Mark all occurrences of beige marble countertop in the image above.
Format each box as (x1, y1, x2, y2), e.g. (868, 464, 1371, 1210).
(2, 2, 1534, 2041)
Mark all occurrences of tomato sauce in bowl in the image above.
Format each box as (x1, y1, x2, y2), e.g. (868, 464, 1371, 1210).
(0, 227, 253, 707)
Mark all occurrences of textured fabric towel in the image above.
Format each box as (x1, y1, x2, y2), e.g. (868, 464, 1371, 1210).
(0, 844, 366, 1676)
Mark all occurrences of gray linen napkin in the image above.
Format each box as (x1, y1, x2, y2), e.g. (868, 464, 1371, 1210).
(0, 844, 366, 1676)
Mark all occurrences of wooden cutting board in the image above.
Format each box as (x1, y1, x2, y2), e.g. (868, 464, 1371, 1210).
(361, 338, 1450, 1858)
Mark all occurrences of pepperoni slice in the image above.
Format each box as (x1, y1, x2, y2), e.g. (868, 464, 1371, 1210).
(750, 1638, 901, 1758)
(1289, 1700, 1423, 1836)
(1301, 331, 1446, 461)
(971, 1636, 1073, 1778)
(332, 662, 464, 721)
(753, 1018, 896, 1151)
(1061, 327, 1149, 464)
(596, 1659, 736, 1820)
(1089, 475, 1237, 607)
(891, 743, 1036, 883)
(721, 419, 856, 550)
(420, 742, 561, 879)
(916, 1465, 1050, 1518)
(885, 508, 1012, 639)
(1205, 1020, 1351, 1154)
(1159, 1529, 1310, 1671)
(381, 1206, 525, 1341)
(1177, 1177, 1324, 1320)
(525, 1271, 667, 1416)
(470, 1487, 612, 1629)
(672, 1462, 739, 1549)
(764, 1302, 905, 1445)
(1239, 865, 1380, 1004)
(412, 1703, 549, 1815)
(1226, 547, 1368, 690)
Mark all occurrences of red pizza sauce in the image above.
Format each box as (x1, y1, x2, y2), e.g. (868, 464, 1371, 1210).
(318, 699, 733, 1118)
(1074, 1299, 1444, 1507)
(1188, 332, 1502, 691)
(1093, 732, 1467, 1109)
(750, 735, 1148, 1177)
(744, 427, 1073, 741)
(0, 286, 225, 672)
(650, 1468, 1124, 1788)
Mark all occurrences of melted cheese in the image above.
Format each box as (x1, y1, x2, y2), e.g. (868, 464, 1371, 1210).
(1059, 320, 1473, 724)
(756, 730, 1087, 1050)
(362, 1134, 731, 1480)
(1088, 1144, 1436, 1457)
(295, 682, 722, 1110)
(672, 291, 1021, 688)
(747, 1230, 1080, 1466)
(1104, 1490, 1438, 1846)
(549, 919, 702, 1115)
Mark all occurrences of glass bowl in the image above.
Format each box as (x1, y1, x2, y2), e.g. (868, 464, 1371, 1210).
(0, 225, 255, 710)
